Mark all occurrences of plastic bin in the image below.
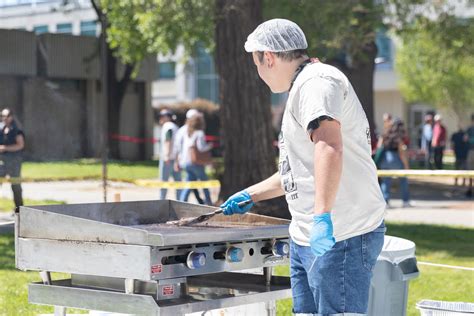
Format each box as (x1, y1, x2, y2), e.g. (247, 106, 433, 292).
(417, 300, 474, 316)
(368, 235, 420, 316)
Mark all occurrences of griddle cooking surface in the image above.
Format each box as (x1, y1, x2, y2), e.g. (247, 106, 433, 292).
(129, 220, 269, 232)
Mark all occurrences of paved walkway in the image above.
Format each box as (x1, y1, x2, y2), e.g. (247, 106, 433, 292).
(0, 180, 472, 231)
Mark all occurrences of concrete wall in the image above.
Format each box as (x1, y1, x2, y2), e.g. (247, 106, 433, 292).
(23, 78, 85, 159)
(0, 29, 154, 161)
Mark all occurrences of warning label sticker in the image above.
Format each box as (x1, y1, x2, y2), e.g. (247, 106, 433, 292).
(162, 285, 174, 296)
(151, 264, 162, 274)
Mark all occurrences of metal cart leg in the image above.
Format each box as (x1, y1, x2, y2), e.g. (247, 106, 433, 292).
(263, 267, 276, 316)
(39, 271, 51, 285)
(54, 306, 66, 316)
(125, 278, 135, 294)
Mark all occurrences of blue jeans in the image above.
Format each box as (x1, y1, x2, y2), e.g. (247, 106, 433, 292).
(379, 150, 410, 203)
(179, 164, 212, 205)
(159, 159, 181, 200)
(290, 222, 386, 315)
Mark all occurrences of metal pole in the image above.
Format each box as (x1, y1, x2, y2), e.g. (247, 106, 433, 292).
(100, 13, 108, 203)
(263, 267, 276, 316)
(54, 306, 66, 316)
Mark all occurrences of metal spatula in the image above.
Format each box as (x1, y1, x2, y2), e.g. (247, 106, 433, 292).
(176, 200, 253, 226)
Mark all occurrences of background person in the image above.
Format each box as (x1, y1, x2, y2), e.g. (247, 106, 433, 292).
(378, 118, 411, 207)
(0, 108, 25, 212)
(466, 114, 474, 197)
(174, 109, 205, 204)
(158, 109, 181, 200)
(432, 114, 447, 169)
(382, 112, 393, 134)
(220, 19, 386, 315)
(178, 113, 212, 205)
(421, 114, 434, 168)
(451, 125, 469, 186)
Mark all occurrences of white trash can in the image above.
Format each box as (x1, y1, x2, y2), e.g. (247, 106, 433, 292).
(368, 235, 420, 316)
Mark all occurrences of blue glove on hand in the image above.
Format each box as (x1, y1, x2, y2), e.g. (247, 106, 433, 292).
(220, 190, 254, 215)
(310, 213, 336, 256)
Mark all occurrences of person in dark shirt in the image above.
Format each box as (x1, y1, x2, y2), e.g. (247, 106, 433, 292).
(451, 127, 469, 186)
(0, 108, 25, 212)
(377, 118, 411, 207)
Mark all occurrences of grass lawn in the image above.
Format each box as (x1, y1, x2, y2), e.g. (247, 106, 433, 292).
(0, 223, 472, 315)
(274, 222, 474, 316)
(0, 233, 86, 315)
(22, 159, 158, 181)
(0, 197, 65, 213)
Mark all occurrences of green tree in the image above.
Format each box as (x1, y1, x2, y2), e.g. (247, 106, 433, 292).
(396, 14, 474, 120)
(91, 0, 213, 158)
(264, 0, 458, 137)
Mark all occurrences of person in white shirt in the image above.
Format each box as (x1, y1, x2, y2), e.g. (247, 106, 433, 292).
(178, 113, 213, 205)
(174, 109, 205, 204)
(220, 19, 386, 315)
(158, 109, 180, 200)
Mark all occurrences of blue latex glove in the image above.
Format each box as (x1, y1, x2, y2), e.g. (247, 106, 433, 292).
(310, 213, 336, 256)
(220, 190, 254, 215)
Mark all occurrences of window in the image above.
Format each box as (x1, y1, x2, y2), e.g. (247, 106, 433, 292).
(156, 62, 176, 79)
(33, 25, 48, 34)
(80, 20, 97, 36)
(195, 45, 219, 103)
(375, 29, 392, 69)
(56, 23, 72, 34)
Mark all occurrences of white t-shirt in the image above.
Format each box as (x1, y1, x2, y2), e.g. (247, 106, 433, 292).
(178, 130, 212, 167)
(279, 62, 386, 246)
(174, 125, 187, 160)
(160, 121, 178, 160)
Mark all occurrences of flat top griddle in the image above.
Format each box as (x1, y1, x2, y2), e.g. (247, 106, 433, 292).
(18, 200, 290, 247)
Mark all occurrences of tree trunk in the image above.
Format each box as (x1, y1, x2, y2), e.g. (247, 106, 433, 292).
(215, 0, 289, 218)
(105, 44, 133, 159)
(92, 0, 133, 159)
(347, 41, 378, 146)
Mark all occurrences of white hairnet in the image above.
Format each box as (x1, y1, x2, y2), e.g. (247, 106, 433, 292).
(244, 19, 308, 53)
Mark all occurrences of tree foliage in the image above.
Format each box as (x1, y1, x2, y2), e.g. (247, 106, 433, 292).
(264, 1, 385, 65)
(396, 14, 474, 119)
(98, 0, 214, 70)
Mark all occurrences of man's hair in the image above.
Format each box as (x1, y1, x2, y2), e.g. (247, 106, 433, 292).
(256, 49, 308, 64)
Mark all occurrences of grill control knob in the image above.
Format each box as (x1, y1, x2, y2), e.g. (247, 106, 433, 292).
(226, 247, 244, 263)
(186, 251, 206, 269)
(272, 241, 289, 256)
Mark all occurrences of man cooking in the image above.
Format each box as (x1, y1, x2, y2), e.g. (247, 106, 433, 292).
(220, 19, 386, 315)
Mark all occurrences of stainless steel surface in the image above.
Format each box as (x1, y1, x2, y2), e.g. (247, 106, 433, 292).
(17, 200, 290, 280)
(264, 267, 273, 287)
(54, 306, 65, 316)
(28, 273, 292, 315)
(18, 200, 289, 246)
(40, 271, 51, 285)
(125, 278, 134, 294)
(17, 237, 152, 280)
(17, 200, 292, 314)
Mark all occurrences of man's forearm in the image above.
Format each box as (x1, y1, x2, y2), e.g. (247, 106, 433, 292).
(313, 140, 343, 215)
(247, 172, 285, 202)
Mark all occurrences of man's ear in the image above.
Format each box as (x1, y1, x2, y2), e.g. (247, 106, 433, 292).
(264, 51, 275, 68)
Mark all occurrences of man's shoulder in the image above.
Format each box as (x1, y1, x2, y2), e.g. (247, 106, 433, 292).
(295, 62, 348, 91)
